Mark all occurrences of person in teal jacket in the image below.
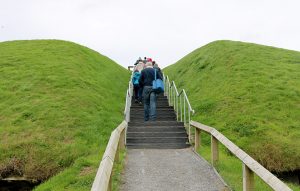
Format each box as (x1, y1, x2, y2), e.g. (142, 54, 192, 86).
(132, 69, 141, 103)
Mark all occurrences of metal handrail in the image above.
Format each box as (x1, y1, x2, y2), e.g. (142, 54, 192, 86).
(124, 74, 134, 123)
(122, 72, 133, 148)
(178, 89, 195, 114)
(163, 74, 195, 142)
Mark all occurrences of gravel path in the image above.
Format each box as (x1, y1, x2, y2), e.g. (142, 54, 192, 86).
(120, 148, 227, 191)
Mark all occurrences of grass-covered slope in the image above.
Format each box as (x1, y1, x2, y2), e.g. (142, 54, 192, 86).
(0, 40, 129, 190)
(164, 40, 300, 172)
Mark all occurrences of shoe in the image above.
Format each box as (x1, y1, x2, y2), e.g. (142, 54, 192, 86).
(135, 99, 138, 103)
(139, 102, 142, 105)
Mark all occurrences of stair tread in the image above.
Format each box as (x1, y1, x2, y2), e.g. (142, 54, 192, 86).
(126, 143, 190, 149)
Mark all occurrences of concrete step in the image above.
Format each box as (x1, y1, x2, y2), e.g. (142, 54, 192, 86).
(128, 121, 184, 126)
(130, 105, 171, 109)
(130, 117, 177, 122)
(131, 115, 176, 120)
(126, 143, 190, 149)
(126, 137, 188, 144)
(131, 101, 169, 105)
(130, 111, 175, 115)
(127, 132, 188, 138)
(131, 105, 171, 109)
(130, 114, 177, 118)
(132, 96, 167, 99)
(131, 107, 174, 111)
(127, 126, 186, 132)
(132, 99, 169, 102)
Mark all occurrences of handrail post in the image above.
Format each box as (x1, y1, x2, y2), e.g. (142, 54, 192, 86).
(184, 98, 186, 125)
(119, 129, 125, 149)
(173, 86, 176, 109)
(180, 95, 183, 122)
(194, 128, 201, 151)
(163, 76, 166, 97)
(115, 143, 120, 162)
(168, 83, 170, 105)
(176, 95, 179, 121)
(211, 135, 219, 166)
(243, 164, 254, 191)
(108, 174, 112, 191)
(169, 84, 172, 106)
(188, 110, 191, 142)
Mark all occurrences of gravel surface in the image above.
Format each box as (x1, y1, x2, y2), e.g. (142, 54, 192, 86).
(120, 148, 227, 191)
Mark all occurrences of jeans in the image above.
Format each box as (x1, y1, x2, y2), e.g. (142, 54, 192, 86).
(143, 86, 156, 121)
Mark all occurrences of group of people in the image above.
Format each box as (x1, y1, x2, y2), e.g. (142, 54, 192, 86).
(132, 57, 163, 121)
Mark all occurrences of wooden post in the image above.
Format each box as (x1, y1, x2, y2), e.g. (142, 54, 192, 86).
(115, 143, 119, 163)
(108, 173, 112, 191)
(243, 163, 254, 191)
(119, 129, 125, 149)
(211, 135, 219, 166)
(194, 128, 201, 151)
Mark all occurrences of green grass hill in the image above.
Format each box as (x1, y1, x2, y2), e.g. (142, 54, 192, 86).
(0, 40, 130, 190)
(164, 40, 300, 173)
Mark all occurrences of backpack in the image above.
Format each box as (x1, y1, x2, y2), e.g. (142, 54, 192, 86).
(152, 69, 164, 93)
(132, 72, 141, 85)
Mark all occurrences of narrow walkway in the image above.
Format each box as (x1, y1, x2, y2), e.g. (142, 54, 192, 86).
(120, 149, 226, 191)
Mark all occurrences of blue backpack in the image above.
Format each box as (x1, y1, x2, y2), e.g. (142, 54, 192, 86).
(152, 69, 164, 93)
(132, 72, 141, 85)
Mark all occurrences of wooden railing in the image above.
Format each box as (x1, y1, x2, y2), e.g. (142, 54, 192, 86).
(190, 120, 292, 191)
(91, 121, 127, 191)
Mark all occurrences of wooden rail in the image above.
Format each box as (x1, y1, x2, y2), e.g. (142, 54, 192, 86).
(91, 121, 127, 191)
(190, 120, 292, 191)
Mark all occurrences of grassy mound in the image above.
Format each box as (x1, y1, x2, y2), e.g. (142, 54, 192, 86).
(0, 40, 129, 190)
(164, 40, 300, 172)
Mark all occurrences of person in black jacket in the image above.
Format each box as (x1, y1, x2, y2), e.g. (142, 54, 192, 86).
(153, 63, 163, 80)
(139, 62, 162, 121)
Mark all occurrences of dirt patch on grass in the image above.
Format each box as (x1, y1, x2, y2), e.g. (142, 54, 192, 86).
(79, 167, 94, 176)
(0, 157, 24, 179)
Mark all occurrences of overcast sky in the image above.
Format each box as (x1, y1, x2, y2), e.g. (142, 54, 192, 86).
(0, 0, 299, 68)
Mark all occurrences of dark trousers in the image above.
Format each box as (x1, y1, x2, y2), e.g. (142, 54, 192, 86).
(143, 86, 156, 121)
(138, 87, 143, 102)
(134, 85, 139, 100)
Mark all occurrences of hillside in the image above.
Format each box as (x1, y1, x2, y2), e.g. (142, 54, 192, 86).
(164, 40, 300, 173)
(0, 40, 130, 190)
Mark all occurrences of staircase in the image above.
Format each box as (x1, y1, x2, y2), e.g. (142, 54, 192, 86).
(126, 94, 190, 149)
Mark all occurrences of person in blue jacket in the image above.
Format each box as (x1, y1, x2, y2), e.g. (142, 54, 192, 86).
(132, 69, 141, 103)
(138, 62, 162, 121)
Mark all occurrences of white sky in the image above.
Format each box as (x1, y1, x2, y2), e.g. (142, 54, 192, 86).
(0, 0, 299, 68)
